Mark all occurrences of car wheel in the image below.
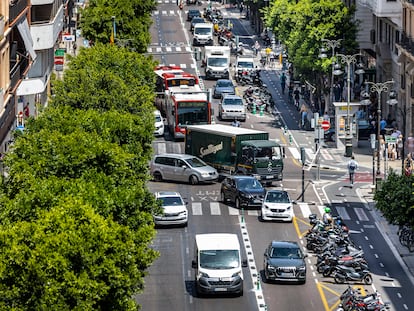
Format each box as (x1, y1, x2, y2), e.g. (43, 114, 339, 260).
(258, 211, 265, 222)
(235, 197, 241, 209)
(221, 191, 227, 203)
(153, 172, 163, 182)
(262, 269, 268, 283)
(189, 175, 199, 185)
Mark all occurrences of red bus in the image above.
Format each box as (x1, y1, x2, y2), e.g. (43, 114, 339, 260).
(163, 84, 212, 140)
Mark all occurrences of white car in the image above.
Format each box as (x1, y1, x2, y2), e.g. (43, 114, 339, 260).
(260, 190, 294, 222)
(154, 191, 188, 227)
(219, 95, 246, 121)
(154, 110, 165, 136)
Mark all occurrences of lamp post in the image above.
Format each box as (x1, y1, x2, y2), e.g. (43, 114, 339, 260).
(320, 39, 342, 114)
(336, 53, 364, 157)
(365, 80, 394, 178)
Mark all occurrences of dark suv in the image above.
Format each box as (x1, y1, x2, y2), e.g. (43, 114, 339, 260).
(263, 241, 307, 284)
(220, 176, 265, 208)
(187, 9, 201, 22)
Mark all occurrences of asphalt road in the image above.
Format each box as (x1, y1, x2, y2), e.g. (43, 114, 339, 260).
(136, 2, 414, 310)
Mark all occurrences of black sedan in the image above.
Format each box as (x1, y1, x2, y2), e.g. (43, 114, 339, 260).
(187, 9, 201, 22)
(220, 176, 265, 208)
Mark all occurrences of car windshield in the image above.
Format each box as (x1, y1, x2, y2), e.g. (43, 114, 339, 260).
(223, 98, 243, 106)
(208, 58, 228, 67)
(158, 196, 184, 206)
(217, 80, 233, 87)
(237, 61, 254, 69)
(270, 247, 302, 259)
(155, 115, 162, 122)
(236, 178, 263, 190)
(186, 157, 208, 167)
(192, 18, 203, 24)
(195, 27, 211, 35)
(265, 191, 290, 203)
(199, 250, 240, 269)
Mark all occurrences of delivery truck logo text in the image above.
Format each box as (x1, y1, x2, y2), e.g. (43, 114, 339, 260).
(200, 142, 223, 157)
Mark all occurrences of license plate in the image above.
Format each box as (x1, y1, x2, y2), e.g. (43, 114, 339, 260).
(220, 277, 232, 282)
(214, 288, 227, 292)
(266, 175, 274, 179)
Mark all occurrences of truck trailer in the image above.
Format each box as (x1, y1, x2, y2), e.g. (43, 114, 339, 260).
(185, 124, 284, 184)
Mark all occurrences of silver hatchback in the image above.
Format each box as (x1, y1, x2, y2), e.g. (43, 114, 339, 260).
(150, 153, 219, 185)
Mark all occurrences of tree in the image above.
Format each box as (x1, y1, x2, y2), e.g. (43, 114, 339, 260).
(374, 170, 414, 228)
(52, 44, 156, 115)
(0, 201, 158, 310)
(80, 0, 156, 53)
(265, 0, 358, 81)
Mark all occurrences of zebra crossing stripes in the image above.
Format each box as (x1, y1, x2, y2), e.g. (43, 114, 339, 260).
(192, 202, 203, 215)
(335, 206, 351, 221)
(297, 202, 311, 218)
(210, 202, 221, 215)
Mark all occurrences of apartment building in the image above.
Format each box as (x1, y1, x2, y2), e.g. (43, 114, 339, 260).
(0, 0, 36, 153)
(17, 0, 64, 118)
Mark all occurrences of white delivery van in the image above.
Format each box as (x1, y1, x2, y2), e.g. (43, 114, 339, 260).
(193, 23, 214, 46)
(192, 233, 247, 296)
(203, 46, 231, 79)
(234, 55, 255, 82)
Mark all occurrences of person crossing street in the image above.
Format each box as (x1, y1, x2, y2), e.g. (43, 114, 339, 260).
(347, 156, 358, 187)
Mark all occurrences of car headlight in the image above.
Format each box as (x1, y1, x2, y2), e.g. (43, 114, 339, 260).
(201, 172, 210, 177)
(179, 211, 187, 216)
(266, 264, 276, 271)
(286, 205, 292, 210)
(231, 270, 241, 278)
(298, 266, 306, 271)
(239, 192, 251, 198)
(198, 272, 209, 278)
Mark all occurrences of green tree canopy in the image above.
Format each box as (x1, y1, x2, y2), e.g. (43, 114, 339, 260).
(374, 171, 414, 228)
(0, 200, 158, 310)
(80, 0, 156, 52)
(265, 0, 358, 81)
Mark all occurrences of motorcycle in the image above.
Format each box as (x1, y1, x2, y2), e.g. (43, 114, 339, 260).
(332, 265, 373, 285)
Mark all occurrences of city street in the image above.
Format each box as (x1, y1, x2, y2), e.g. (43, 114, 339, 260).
(136, 1, 414, 310)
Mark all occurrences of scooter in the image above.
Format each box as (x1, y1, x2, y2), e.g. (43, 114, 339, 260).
(332, 265, 373, 285)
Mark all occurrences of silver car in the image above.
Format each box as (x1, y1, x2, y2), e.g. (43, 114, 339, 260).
(219, 95, 246, 121)
(150, 153, 219, 185)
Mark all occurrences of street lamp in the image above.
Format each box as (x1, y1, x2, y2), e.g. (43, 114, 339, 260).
(365, 80, 395, 177)
(336, 53, 365, 157)
(319, 39, 342, 114)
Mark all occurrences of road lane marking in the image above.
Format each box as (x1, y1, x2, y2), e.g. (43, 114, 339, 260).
(210, 202, 221, 215)
(228, 206, 240, 215)
(354, 207, 369, 221)
(192, 202, 202, 215)
(335, 206, 351, 220)
(298, 202, 311, 218)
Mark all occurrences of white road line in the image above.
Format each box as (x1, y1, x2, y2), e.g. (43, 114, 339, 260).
(210, 202, 221, 215)
(180, 64, 187, 68)
(305, 147, 315, 160)
(288, 147, 300, 160)
(335, 206, 351, 220)
(174, 47, 182, 52)
(354, 207, 369, 221)
(298, 202, 311, 218)
(228, 206, 240, 215)
(192, 202, 203, 215)
(156, 47, 162, 53)
(247, 210, 259, 216)
(320, 148, 333, 161)
(156, 142, 166, 154)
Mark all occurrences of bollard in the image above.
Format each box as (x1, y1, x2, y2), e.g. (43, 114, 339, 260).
(252, 103, 256, 115)
(264, 305, 268, 311)
(289, 134, 292, 145)
(284, 126, 288, 135)
(241, 208, 244, 223)
(257, 274, 260, 290)
(259, 105, 264, 116)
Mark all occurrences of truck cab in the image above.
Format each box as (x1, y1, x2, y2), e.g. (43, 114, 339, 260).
(203, 46, 231, 79)
(193, 23, 214, 46)
(234, 55, 255, 82)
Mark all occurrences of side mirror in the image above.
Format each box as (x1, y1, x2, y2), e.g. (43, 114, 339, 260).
(192, 260, 197, 268)
(242, 259, 248, 267)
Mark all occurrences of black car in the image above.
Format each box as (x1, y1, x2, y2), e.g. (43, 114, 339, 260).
(190, 17, 205, 33)
(263, 241, 307, 284)
(220, 176, 265, 208)
(187, 9, 201, 22)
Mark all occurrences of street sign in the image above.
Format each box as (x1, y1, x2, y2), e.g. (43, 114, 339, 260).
(385, 135, 397, 143)
(321, 120, 330, 131)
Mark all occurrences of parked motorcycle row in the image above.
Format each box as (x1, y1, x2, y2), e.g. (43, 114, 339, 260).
(336, 286, 391, 311)
(242, 84, 274, 114)
(305, 214, 374, 285)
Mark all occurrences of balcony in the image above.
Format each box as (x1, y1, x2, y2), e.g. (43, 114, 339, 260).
(0, 15, 4, 40)
(398, 32, 414, 57)
(357, 0, 401, 18)
(32, 0, 55, 4)
(31, 6, 64, 50)
(9, 56, 29, 92)
(9, 0, 29, 24)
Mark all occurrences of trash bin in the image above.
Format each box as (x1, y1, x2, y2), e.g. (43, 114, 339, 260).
(375, 177, 382, 192)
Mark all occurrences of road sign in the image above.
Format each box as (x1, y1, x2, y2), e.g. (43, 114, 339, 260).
(385, 135, 397, 143)
(321, 120, 330, 131)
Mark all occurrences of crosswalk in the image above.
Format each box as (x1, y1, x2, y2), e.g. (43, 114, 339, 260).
(152, 9, 240, 18)
(183, 201, 371, 223)
(288, 146, 342, 164)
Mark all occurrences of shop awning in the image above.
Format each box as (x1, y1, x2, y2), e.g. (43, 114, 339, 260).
(17, 78, 46, 96)
(17, 17, 37, 61)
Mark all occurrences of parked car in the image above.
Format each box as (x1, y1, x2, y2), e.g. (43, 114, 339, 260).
(190, 17, 205, 33)
(263, 241, 307, 283)
(154, 109, 165, 136)
(219, 94, 246, 121)
(260, 189, 294, 222)
(220, 175, 265, 208)
(150, 153, 219, 185)
(153, 191, 188, 227)
(213, 79, 235, 99)
(187, 9, 201, 22)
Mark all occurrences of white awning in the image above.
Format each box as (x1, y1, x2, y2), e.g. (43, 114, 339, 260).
(17, 17, 37, 61)
(17, 78, 46, 96)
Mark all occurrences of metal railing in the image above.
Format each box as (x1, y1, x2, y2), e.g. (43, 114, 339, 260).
(9, 0, 29, 24)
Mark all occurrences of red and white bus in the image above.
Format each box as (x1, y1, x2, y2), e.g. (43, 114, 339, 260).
(163, 84, 212, 140)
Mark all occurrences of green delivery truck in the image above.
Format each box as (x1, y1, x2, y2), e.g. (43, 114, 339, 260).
(185, 124, 285, 184)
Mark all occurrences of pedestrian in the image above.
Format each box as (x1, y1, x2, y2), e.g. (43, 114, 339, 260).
(253, 40, 260, 56)
(280, 72, 286, 94)
(347, 156, 358, 187)
(404, 153, 413, 176)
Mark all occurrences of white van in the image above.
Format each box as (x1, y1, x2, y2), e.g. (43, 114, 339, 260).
(193, 23, 214, 46)
(154, 110, 164, 136)
(192, 233, 247, 296)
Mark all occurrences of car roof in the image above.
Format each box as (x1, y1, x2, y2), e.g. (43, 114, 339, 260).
(266, 189, 288, 194)
(155, 191, 182, 198)
(270, 241, 299, 248)
(227, 175, 259, 181)
(153, 153, 196, 160)
(222, 94, 242, 99)
(195, 233, 240, 250)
